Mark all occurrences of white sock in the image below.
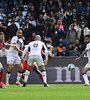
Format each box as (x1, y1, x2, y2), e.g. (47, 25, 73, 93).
(16, 72, 22, 82)
(6, 72, 11, 82)
(41, 71, 47, 84)
(83, 73, 89, 84)
(24, 70, 30, 83)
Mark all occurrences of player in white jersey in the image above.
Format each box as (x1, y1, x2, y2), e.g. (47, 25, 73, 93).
(22, 35, 49, 87)
(75, 34, 90, 86)
(5, 29, 24, 86)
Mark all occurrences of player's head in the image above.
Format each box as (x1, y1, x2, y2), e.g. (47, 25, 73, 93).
(84, 34, 90, 43)
(35, 35, 41, 41)
(0, 32, 4, 42)
(16, 29, 23, 38)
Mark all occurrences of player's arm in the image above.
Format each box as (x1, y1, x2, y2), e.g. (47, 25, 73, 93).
(4, 43, 23, 54)
(22, 46, 29, 59)
(75, 49, 87, 60)
(12, 44, 23, 54)
(43, 43, 48, 62)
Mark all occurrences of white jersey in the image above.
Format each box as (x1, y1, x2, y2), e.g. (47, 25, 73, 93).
(8, 36, 24, 55)
(22, 40, 48, 58)
(86, 42, 90, 62)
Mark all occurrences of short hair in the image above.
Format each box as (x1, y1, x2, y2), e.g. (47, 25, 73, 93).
(0, 32, 4, 35)
(17, 29, 22, 33)
(85, 34, 90, 38)
(35, 35, 41, 41)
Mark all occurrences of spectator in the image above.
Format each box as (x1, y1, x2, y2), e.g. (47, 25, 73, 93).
(36, 14, 45, 36)
(79, 22, 90, 45)
(45, 37, 54, 58)
(26, 15, 35, 35)
(57, 20, 64, 32)
(6, 18, 18, 38)
(61, 46, 69, 56)
(56, 42, 63, 57)
(76, 1, 86, 17)
(0, 0, 89, 57)
(67, 43, 74, 56)
(69, 19, 82, 40)
(0, 32, 5, 49)
(72, 46, 81, 56)
(16, 11, 24, 25)
(8, 18, 20, 28)
(87, 13, 90, 29)
(29, 32, 36, 43)
(53, 20, 65, 46)
(0, 8, 6, 20)
(52, 46, 58, 56)
(30, 5, 37, 19)
(20, 21, 29, 44)
(46, 17, 55, 38)
(0, 21, 7, 41)
(67, 24, 78, 44)
(22, 5, 28, 19)
(47, 0, 55, 14)
(11, 7, 17, 17)
(2, 2, 11, 15)
(65, 9, 73, 28)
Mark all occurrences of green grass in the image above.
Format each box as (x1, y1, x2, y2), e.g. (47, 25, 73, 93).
(0, 84, 90, 100)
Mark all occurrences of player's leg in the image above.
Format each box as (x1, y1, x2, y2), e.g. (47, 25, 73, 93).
(32, 62, 44, 82)
(0, 62, 4, 85)
(0, 71, 6, 88)
(22, 68, 30, 87)
(36, 56, 49, 87)
(0, 62, 6, 88)
(22, 63, 31, 87)
(22, 56, 34, 87)
(0, 70, 3, 86)
(21, 61, 28, 81)
(6, 53, 14, 85)
(39, 65, 49, 87)
(6, 64, 14, 86)
(15, 56, 25, 85)
(16, 64, 24, 85)
(82, 63, 90, 86)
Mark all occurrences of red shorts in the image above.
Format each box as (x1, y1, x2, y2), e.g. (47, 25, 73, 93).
(22, 61, 36, 71)
(22, 61, 28, 70)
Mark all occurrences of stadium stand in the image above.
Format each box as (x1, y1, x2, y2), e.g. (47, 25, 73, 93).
(0, 0, 90, 57)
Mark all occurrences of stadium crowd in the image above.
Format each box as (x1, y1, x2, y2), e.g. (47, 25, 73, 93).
(0, 0, 90, 57)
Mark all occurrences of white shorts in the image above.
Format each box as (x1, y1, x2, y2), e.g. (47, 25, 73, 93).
(7, 53, 21, 65)
(27, 55, 44, 67)
(85, 62, 90, 68)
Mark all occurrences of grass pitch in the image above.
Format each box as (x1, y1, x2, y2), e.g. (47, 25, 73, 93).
(0, 84, 90, 100)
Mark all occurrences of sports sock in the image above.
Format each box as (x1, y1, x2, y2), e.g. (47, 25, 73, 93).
(41, 70, 47, 84)
(6, 71, 11, 82)
(24, 70, 30, 83)
(83, 73, 89, 84)
(16, 71, 22, 82)
(33, 67, 44, 81)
